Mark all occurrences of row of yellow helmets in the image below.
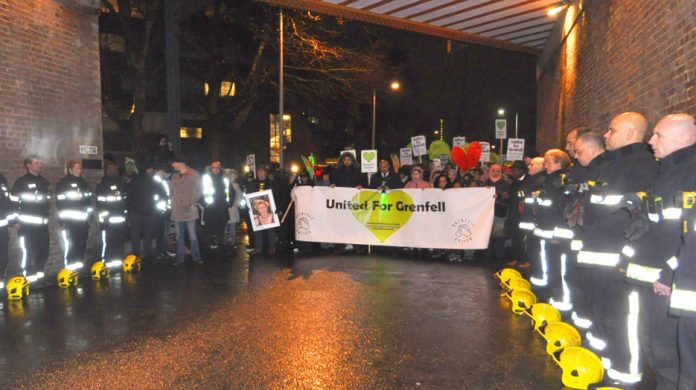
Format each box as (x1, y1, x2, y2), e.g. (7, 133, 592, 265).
(494, 268, 621, 390)
(6, 255, 143, 300)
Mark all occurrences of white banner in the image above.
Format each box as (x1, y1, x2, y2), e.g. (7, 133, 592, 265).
(292, 186, 495, 249)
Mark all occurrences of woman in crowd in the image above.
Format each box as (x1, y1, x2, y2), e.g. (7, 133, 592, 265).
(404, 165, 431, 189)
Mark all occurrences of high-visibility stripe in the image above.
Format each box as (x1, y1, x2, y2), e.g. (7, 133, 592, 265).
(577, 250, 620, 267)
(66, 262, 84, 271)
(106, 260, 123, 268)
(57, 191, 88, 200)
(524, 198, 535, 204)
(19, 193, 48, 202)
(58, 209, 90, 221)
(108, 216, 126, 224)
(530, 240, 548, 287)
(19, 236, 27, 274)
(18, 215, 48, 224)
(0, 219, 8, 227)
(590, 194, 624, 205)
(61, 229, 70, 265)
(571, 311, 592, 329)
(586, 331, 607, 351)
(627, 290, 641, 381)
(97, 195, 123, 202)
(607, 369, 642, 384)
(626, 263, 661, 283)
(671, 287, 696, 312)
(101, 230, 107, 260)
(533, 228, 554, 239)
(648, 213, 660, 222)
(621, 245, 635, 258)
(553, 227, 574, 239)
(570, 240, 583, 251)
(662, 207, 682, 220)
(518, 222, 535, 231)
(537, 198, 553, 207)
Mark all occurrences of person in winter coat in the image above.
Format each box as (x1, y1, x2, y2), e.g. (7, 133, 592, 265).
(330, 152, 366, 188)
(404, 165, 431, 189)
(170, 158, 203, 265)
(224, 168, 243, 251)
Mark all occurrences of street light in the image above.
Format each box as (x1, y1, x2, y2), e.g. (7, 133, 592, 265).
(497, 108, 505, 116)
(372, 80, 401, 149)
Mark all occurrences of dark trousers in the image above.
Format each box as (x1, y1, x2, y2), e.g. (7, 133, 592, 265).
(254, 228, 277, 252)
(61, 221, 88, 265)
(678, 316, 696, 390)
(19, 223, 49, 275)
(590, 271, 641, 382)
(102, 223, 125, 262)
(151, 214, 168, 255)
(205, 221, 227, 258)
(129, 213, 153, 258)
(0, 226, 8, 280)
(567, 256, 593, 328)
(639, 287, 679, 390)
(545, 240, 564, 302)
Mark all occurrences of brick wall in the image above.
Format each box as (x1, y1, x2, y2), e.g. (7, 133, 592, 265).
(0, 0, 102, 276)
(537, 0, 696, 152)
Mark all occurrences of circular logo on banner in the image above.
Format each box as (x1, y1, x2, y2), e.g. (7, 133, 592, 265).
(452, 218, 474, 243)
(296, 212, 314, 236)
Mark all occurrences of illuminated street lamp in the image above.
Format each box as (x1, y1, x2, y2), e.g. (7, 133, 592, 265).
(372, 80, 401, 149)
(497, 108, 505, 116)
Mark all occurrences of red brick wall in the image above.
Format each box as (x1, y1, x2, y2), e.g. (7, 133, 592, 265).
(537, 0, 696, 152)
(0, 0, 102, 274)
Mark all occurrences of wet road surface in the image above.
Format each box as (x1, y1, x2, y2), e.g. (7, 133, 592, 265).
(0, 250, 647, 388)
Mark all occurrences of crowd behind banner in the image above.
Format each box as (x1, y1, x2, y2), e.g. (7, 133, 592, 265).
(1, 112, 696, 389)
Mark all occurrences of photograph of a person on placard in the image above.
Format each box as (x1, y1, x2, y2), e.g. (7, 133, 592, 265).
(246, 190, 280, 231)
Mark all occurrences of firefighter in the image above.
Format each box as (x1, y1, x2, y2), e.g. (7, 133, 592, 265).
(55, 160, 92, 272)
(515, 156, 546, 269)
(576, 112, 657, 386)
(567, 131, 607, 331)
(529, 149, 571, 306)
(201, 161, 231, 258)
(0, 173, 15, 289)
(11, 155, 51, 283)
(96, 161, 128, 268)
(623, 113, 696, 389)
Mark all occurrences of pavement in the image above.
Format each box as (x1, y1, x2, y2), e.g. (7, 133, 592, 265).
(0, 248, 651, 389)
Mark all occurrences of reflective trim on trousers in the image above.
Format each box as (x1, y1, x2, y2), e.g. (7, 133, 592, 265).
(627, 290, 641, 381)
(570, 240, 583, 251)
(530, 239, 548, 287)
(19, 236, 27, 275)
(61, 229, 70, 265)
(550, 253, 572, 311)
(586, 331, 607, 351)
(590, 194, 624, 205)
(625, 263, 661, 283)
(108, 216, 126, 224)
(18, 214, 48, 224)
(25, 272, 45, 283)
(533, 228, 554, 239)
(577, 250, 620, 267)
(571, 311, 592, 329)
(670, 287, 696, 312)
(58, 209, 90, 221)
(101, 230, 107, 260)
(667, 256, 679, 270)
(553, 227, 574, 239)
(621, 245, 635, 258)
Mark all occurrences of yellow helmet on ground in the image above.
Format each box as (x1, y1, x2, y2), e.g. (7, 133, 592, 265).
(505, 277, 532, 293)
(122, 254, 142, 272)
(558, 347, 604, 389)
(57, 268, 79, 288)
(529, 303, 562, 336)
(6, 276, 30, 300)
(510, 289, 536, 315)
(494, 268, 523, 289)
(91, 261, 109, 280)
(544, 321, 582, 360)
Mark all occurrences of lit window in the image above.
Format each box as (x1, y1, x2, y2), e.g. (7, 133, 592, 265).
(204, 81, 236, 97)
(180, 127, 203, 139)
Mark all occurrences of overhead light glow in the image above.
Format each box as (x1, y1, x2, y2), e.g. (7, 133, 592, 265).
(548, 4, 568, 16)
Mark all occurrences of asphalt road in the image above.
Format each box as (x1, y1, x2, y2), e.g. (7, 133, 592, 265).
(0, 250, 600, 389)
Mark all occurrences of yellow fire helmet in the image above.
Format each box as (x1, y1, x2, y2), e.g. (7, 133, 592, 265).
(510, 289, 536, 315)
(505, 277, 532, 293)
(544, 321, 582, 360)
(6, 276, 30, 300)
(494, 268, 523, 289)
(529, 303, 562, 336)
(122, 254, 142, 273)
(91, 261, 110, 280)
(558, 346, 605, 389)
(57, 268, 79, 289)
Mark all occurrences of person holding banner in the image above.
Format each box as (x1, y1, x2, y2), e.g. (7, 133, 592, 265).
(368, 158, 402, 190)
(404, 165, 431, 189)
(330, 152, 366, 189)
(245, 165, 279, 255)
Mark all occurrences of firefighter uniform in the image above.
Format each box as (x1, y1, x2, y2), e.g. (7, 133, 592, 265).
(0, 174, 15, 287)
(577, 142, 657, 385)
(152, 173, 171, 258)
(530, 168, 567, 303)
(620, 144, 696, 389)
(11, 172, 51, 282)
(56, 174, 93, 269)
(201, 171, 231, 254)
(96, 176, 127, 266)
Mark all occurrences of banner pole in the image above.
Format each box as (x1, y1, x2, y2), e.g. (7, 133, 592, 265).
(280, 199, 294, 224)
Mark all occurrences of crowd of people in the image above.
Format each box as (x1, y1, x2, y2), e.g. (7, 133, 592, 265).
(1, 111, 695, 389)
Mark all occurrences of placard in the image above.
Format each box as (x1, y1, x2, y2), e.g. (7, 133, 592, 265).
(79, 145, 98, 155)
(452, 136, 466, 148)
(246, 154, 256, 178)
(245, 190, 280, 231)
(506, 138, 525, 161)
(479, 142, 491, 162)
(400, 148, 413, 166)
(495, 119, 507, 139)
(411, 135, 427, 157)
(361, 149, 378, 173)
(439, 153, 449, 167)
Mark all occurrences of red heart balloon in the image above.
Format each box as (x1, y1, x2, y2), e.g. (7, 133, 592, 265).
(451, 146, 470, 171)
(466, 142, 482, 169)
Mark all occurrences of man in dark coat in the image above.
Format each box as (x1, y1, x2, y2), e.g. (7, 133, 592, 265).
(369, 158, 402, 190)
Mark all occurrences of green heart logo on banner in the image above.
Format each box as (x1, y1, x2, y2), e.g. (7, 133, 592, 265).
(350, 190, 414, 243)
(363, 151, 376, 162)
(496, 120, 506, 130)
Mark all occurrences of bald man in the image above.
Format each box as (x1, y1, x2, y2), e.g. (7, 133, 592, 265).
(577, 112, 658, 387)
(641, 114, 696, 390)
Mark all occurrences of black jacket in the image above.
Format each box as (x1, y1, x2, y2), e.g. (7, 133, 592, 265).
(55, 175, 92, 214)
(202, 172, 232, 226)
(126, 174, 163, 216)
(12, 173, 51, 221)
(534, 169, 567, 232)
(368, 170, 402, 190)
(96, 176, 127, 219)
(330, 153, 366, 188)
